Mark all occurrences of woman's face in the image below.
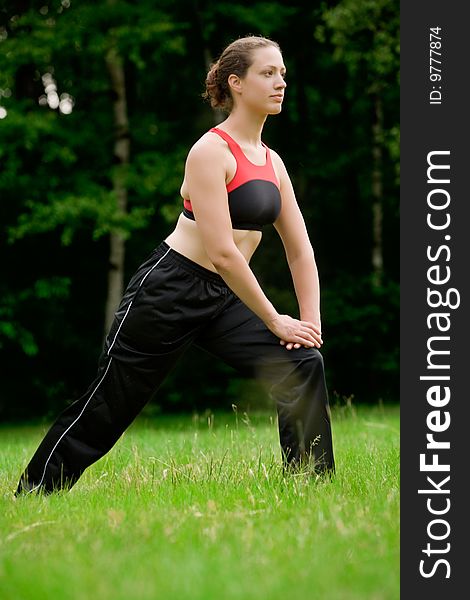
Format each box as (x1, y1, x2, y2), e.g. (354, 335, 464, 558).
(232, 46, 287, 115)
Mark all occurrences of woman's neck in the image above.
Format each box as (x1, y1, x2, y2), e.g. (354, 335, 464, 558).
(219, 109, 267, 147)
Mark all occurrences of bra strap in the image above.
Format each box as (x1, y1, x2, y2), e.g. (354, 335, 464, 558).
(209, 127, 279, 189)
(209, 127, 246, 163)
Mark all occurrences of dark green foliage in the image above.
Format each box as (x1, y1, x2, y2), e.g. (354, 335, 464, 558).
(0, 0, 399, 420)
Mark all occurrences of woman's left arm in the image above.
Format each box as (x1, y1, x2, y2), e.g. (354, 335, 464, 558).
(272, 151, 322, 339)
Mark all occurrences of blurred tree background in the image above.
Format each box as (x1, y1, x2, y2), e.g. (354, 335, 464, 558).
(0, 0, 399, 421)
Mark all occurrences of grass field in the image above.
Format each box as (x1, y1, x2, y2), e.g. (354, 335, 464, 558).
(0, 403, 399, 600)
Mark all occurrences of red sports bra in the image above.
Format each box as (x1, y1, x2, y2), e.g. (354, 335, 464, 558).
(182, 127, 282, 231)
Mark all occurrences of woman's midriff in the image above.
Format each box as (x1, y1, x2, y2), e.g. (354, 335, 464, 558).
(164, 213, 262, 273)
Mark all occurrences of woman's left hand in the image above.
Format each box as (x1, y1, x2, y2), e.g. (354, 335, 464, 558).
(280, 320, 322, 350)
(280, 340, 315, 350)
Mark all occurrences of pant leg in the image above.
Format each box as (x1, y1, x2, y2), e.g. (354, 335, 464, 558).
(15, 352, 178, 494)
(195, 294, 335, 474)
(16, 245, 229, 494)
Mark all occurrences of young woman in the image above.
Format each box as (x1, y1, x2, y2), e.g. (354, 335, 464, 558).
(16, 36, 335, 494)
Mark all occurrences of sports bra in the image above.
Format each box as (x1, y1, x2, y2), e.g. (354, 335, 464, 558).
(182, 127, 282, 231)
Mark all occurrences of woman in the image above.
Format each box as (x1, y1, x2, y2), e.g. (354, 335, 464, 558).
(16, 36, 335, 495)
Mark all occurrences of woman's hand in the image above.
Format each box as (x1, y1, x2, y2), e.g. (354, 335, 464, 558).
(265, 314, 322, 350)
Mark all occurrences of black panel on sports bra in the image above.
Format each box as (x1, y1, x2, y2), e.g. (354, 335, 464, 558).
(182, 128, 282, 231)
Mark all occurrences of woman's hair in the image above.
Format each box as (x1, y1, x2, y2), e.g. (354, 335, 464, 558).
(203, 36, 281, 113)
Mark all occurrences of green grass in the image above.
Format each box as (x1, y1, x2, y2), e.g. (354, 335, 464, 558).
(0, 404, 399, 600)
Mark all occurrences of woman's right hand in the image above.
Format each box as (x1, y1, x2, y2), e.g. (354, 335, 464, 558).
(265, 314, 322, 350)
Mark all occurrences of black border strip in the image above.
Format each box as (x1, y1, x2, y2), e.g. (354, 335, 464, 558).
(401, 1, 468, 596)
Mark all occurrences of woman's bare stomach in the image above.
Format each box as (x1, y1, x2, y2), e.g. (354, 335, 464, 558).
(165, 213, 262, 273)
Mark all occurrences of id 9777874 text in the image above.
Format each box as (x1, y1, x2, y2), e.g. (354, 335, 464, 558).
(429, 26, 442, 105)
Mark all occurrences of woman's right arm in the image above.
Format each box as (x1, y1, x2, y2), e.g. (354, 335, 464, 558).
(185, 139, 321, 349)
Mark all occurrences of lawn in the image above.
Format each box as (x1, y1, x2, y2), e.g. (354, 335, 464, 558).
(0, 403, 399, 600)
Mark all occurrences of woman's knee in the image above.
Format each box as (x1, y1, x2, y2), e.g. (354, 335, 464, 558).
(297, 347, 325, 374)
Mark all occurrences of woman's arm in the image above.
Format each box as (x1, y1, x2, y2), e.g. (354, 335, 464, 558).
(185, 137, 321, 349)
(272, 151, 323, 346)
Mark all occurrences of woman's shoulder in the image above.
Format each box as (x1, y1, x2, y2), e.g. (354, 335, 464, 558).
(188, 129, 228, 155)
(267, 147, 288, 180)
(185, 129, 233, 169)
(267, 146, 284, 165)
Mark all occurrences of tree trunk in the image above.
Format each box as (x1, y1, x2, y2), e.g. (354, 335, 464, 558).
(293, 51, 309, 203)
(371, 94, 384, 288)
(104, 37, 130, 334)
(192, 0, 225, 125)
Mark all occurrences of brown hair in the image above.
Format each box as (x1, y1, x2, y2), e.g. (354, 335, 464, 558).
(203, 36, 281, 113)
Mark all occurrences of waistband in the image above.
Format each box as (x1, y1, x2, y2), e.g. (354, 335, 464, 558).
(157, 241, 228, 286)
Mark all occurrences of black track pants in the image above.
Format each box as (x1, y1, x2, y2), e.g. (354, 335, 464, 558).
(16, 242, 334, 494)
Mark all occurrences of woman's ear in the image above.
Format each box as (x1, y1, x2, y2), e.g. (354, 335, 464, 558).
(228, 73, 242, 95)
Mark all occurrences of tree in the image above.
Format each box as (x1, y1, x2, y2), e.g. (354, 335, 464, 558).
(104, 2, 131, 333)
(0, 1, 400, 420)
(1, 0, 185, 336)
(316, 0, 400, 287)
